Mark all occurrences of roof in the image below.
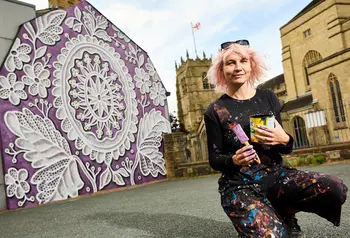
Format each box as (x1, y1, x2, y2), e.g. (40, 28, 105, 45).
(281, 94, 313, 112)
(258, 74, 285, 90)
(36, 8, 52, 17)
(282, 0, 324, 27)
(5, 0, 35, 9)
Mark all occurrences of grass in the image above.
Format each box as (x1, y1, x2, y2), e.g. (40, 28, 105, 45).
(284, 153, 327, 167)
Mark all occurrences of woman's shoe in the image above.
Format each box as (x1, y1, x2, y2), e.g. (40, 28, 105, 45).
(284, 216, 305, 238)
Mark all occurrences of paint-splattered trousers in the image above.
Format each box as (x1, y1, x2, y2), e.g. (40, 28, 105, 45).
(220, 167, 348, 238)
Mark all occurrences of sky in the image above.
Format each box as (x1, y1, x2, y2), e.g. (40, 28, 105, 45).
(22, 0, 312, 114)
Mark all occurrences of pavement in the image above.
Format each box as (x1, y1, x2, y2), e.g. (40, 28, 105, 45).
(0, 163, 349, 238)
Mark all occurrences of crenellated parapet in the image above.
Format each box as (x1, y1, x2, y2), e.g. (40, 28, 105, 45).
(175, 50, 212, 75)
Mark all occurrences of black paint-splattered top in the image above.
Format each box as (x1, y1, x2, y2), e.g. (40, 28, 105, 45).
(204, 88, 294, 187)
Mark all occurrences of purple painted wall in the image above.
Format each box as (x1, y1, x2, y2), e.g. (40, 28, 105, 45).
(0, 1, 170, 210)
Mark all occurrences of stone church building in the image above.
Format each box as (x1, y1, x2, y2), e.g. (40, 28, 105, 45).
(176, 0, 350, 163)
(175, 51, 221, 163)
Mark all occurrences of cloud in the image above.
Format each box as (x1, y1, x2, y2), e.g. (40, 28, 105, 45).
(99, 0, 286, 113)
(101, 3, 176, 53)
(225, 26, 240, 33)
(20, 0, 294, 114)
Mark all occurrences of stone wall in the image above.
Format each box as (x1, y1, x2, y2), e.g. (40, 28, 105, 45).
(280, 0, 350, 149)
(163, 132, 212, 178)
(163, 132, 188, 178)
(280, 0, 348, 99)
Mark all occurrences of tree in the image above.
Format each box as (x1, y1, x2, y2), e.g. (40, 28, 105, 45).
(169, 111, 180, 132)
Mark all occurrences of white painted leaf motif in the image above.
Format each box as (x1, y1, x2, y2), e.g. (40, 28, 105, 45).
(74, 6, 82, 20)
(73, 23, 82, 32)
(99, 168, 112, 189)
(95, 29, 112, 42)
(82, 11, 94, 35)
(32, 157, 82, 203)
(129, 43, 136, 55)
(65, 17, 74, 28)
(138, 54, 144, 68)
(137, 109, 171, 177)
(24, 22, 36, 39)
(118, 168, 129, 177)
(37, 10, 66, 45)
(35, 46, 47, 59)
(4, 109, 84, 204)
(112, 168, 128, 186)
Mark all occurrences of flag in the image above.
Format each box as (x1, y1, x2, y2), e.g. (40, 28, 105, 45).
(192, 22, 200, 30)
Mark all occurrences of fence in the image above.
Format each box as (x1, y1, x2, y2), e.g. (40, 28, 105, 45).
(286, 101, 350, 150)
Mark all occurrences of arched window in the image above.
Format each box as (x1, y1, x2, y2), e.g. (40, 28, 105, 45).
(186, 148, 191, 162)
(202, 72, 209, 89)
(302, 50, 322, 86)
(329, 74, 345, 123)
(293, 116, 309, 148)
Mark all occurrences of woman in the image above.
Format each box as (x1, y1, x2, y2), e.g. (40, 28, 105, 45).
(204, 40, 348, 238)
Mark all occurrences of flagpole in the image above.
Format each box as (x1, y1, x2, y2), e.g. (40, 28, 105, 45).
(190, 22, 198, 58)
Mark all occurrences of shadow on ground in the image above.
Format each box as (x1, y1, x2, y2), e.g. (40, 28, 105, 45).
(85, 211, 236, 238)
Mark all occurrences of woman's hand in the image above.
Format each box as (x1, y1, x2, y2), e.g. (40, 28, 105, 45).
(232, 145, 257, 167)
(254, 119, 290, 145)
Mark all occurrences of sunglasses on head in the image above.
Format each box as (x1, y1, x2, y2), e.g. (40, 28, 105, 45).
(220, 40, 250, 49)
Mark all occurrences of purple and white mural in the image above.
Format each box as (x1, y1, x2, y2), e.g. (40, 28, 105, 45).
(0, 1, 170, 210)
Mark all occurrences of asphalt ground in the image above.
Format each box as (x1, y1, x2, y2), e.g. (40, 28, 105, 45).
(0, 163, 349, 238)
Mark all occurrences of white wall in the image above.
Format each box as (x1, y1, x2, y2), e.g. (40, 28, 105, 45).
(0, 0, 36, 211)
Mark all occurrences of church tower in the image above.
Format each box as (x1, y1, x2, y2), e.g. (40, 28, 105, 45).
(48, 0, 81, 8)
(175, 51, 220, 133)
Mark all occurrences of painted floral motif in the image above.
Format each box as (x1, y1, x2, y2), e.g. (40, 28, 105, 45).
(52, 34, 139, 164)
(36, 10, 67, 45)
(0, 1, 170, 210)
(145, 58, 160, 82)
(0, 73, 27, 105)
(135, 68, 151, 94)
(5, 168, 30, 199)
(5, 107, 85, 203)
(22, 63, 51, 98)
(65, 5, 111, 41)
(71, 53, 124, 139)
(4, 38, 31, 72)
(136, 109, 170, 178)
(150, 82, 167, 107)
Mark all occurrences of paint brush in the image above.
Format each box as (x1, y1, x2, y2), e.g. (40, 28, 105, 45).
(229, 123, 261, 164)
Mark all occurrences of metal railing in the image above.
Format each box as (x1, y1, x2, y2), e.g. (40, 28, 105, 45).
(289, 102, 350, 149)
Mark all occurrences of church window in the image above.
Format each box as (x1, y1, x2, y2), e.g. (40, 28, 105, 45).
(302, 50, 322, 87)
(304, 67, 310, 86)
(202, 72, 209, 89)
(303, 28, 312, 38)
(329, 74, 346, 123)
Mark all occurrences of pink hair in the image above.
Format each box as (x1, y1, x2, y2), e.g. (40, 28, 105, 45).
(207, 43, 267, 93)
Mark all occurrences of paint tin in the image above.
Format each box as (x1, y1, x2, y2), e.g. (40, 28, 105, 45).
(250, 114, 275, 142)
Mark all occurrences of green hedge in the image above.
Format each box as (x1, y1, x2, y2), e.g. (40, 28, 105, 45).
(284, 153, 326, 167)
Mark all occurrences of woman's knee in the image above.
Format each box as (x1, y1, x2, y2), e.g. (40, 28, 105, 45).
(220, 188, 289, 237)
(317, 175, 348, 204)
(224, 205, 288, 237)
